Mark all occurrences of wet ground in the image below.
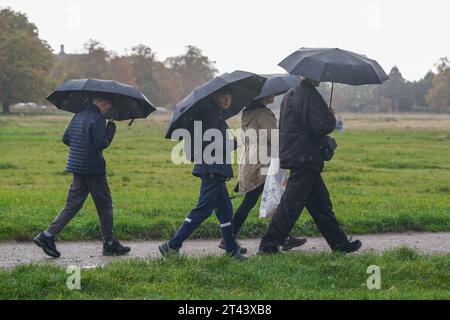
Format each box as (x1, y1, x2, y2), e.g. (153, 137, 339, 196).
(1, 232, 448, 269)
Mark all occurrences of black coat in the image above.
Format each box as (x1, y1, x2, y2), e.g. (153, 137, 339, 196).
(63, 104, 116, 175)
(279, 79, 336, 172)
(190, 99, 235, 178)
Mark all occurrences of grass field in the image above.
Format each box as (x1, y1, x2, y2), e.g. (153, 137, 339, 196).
(0, 248, 448, 299)
(0, 112, 449, 301)
(0, 112, 449, 241)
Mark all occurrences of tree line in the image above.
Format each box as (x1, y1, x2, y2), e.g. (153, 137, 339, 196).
(0, 8, 217, 113)
(321, 60, 450, 114)
(1, 8, 449, 114)
(51, 40, 217, 109)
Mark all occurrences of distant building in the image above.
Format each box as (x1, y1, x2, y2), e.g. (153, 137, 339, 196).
(54, 43, 87, 60)
(58, 44, 66, 56)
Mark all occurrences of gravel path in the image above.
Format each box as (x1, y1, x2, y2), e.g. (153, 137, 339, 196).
(0, 232, 448, 269)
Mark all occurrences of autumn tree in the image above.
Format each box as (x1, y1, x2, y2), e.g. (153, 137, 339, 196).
(413, 71, 434, 109)
(331, 84, 376, 112)
(166, 45, 218, 101)
(0, 8, 54, 113)
(426, 58, 450, 113)
(51, 39, 136, 86)
(108, 56, 136, 86)
(374, 66, 415, 112)
(127, 44, 174, 107)
(50, 43, 219, 108)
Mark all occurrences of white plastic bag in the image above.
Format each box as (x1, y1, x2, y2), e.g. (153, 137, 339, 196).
(259, 158, 288, 219)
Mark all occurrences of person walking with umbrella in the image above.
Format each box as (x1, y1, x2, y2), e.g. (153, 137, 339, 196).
(160, 71, 265, 260)
(34, 79, 156, 257)
(218, 74, 306, 253)
(258, 48, 388, 254)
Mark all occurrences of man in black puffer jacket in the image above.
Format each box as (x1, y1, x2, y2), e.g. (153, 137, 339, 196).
(34, 93, 130, 258)
(258, 78, 362, 254)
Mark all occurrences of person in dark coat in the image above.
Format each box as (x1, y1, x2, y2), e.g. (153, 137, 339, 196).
(33, 93, 130, 258)
(218, 96, 306, 253)
(159, 88, 246, 260)
(258, 77, 362, 254)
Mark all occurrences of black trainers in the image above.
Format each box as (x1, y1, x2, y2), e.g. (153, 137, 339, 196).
(103, 239, 131, 256)
(34, 232, 61, 258)
(257, 246, 280, 255)
(281, 235, 307, 251)
(158, 242, 180, 257)
(229, 248, 247, 261)
(218, 238, 248, 254)
(335, 239, 362, 254)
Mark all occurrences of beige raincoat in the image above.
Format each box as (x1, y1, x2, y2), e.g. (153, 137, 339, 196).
(237, 105, 278, 194)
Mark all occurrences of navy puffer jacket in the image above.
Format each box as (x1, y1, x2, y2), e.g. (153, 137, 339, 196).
(62, 104, 116, 175)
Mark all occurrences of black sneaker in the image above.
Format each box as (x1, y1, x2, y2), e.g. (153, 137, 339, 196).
(281, 235, 307, 251)
(103, 239, 131, 256)
(33, 232, 60, 258)
(158, 242, 180, 257)
(218, 238, 248, 254)
(257, 246, 280, 255)
(229, 248, 247, 261)
(335, 239, 362, 254)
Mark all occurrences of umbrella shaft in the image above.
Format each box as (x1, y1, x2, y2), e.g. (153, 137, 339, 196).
(329, 83, 334, 108)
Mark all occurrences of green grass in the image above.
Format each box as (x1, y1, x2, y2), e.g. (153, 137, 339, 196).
(0, 248, 448, 299)
(0, 113, 449, 241)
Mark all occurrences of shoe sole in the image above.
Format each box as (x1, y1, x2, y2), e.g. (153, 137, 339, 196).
(346, 242, 362, 254)
(34, 238, 60, 258)
(334, 242, 363, 254)
(102, 250, 130, 256)
(218, 244, 248, 255)
(281, 239, 308, 251)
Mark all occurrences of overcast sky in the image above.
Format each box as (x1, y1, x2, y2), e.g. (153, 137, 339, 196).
(1, 0, 448, 81)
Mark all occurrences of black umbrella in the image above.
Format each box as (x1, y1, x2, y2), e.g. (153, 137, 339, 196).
(165, 70, 266, 139)
(278, 47, 389, 106)
(47, 79, 156, 123)
(253, 74, 299, 100)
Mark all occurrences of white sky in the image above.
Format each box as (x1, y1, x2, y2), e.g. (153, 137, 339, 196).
(1, 0, 448, 81)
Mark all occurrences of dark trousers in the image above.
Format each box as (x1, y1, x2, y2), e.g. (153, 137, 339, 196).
(47, 174, 114, 242)
(259, 168, 348, 250)
(169, 174, 237, 252)
(232, 183, 265, 235)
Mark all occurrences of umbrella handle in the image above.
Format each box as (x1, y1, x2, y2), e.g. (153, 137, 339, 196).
(128, 119, 135, 126)
(329, 83, 334, 108)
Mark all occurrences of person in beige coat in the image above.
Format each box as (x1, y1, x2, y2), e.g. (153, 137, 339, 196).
(218, 94, 307, 253)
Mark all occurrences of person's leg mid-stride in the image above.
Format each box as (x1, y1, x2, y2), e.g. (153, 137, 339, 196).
(159, 174, 244, 260)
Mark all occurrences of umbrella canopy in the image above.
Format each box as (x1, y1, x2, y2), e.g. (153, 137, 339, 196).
(253, 74, 299, 100)
(278, 47, 389, 85)
(47, 78, 156, 121)
(165, 70, 266, 139)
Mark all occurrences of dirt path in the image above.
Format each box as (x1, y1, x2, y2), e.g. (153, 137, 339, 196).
(0, 232, 448, 269)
